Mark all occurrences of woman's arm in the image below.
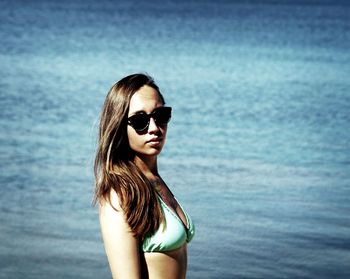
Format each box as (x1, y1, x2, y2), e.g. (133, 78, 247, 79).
(99, 190, 141, 279)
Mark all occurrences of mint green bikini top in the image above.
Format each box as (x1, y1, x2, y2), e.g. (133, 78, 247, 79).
(142, 195, 195, 253)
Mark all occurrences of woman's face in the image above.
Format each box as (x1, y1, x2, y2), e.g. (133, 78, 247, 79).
(127, 85, 168, 158)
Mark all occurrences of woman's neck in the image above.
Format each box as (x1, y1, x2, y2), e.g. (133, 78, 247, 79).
(133, 155, 159, 180)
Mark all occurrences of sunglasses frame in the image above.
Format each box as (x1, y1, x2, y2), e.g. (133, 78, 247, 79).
(127, 106, 172, 132)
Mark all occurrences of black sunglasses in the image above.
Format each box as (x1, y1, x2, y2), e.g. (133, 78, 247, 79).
(127, 106, 172, 132)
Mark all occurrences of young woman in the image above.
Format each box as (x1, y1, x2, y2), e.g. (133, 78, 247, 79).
(94, 73, 195, 279)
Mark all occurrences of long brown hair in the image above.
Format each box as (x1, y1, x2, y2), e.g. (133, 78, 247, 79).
(94, 73, 165, 240)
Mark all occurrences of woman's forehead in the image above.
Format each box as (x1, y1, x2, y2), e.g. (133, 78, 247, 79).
(129, 85, 163, 114)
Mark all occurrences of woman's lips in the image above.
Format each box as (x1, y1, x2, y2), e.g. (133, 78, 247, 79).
(147, 137, 163, 146)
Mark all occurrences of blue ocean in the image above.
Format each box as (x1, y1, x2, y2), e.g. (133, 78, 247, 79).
(1, 0, 349, 278)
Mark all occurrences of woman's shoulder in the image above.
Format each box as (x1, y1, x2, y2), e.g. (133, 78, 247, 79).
(99, 189, 124, 217)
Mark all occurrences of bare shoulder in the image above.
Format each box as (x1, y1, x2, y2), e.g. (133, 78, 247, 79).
(99, 189, 132, 237)
(99, 189, 123, 217)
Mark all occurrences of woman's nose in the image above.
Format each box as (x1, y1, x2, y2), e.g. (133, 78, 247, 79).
(148, 117, 160, 133)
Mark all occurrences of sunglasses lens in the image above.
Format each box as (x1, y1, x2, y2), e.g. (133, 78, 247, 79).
(128, 114, 149, 132)
(154, 107, 172, 125)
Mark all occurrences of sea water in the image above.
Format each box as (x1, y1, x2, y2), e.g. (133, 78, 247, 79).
(0, 0, 349, 278)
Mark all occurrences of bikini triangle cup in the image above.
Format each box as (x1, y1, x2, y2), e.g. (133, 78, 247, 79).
(142, 195, 195, 252)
